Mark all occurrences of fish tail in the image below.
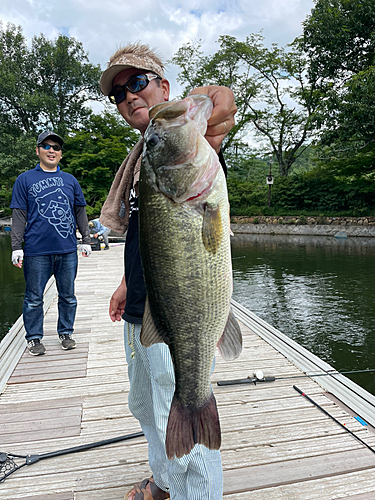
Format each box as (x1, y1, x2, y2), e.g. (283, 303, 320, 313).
(165, 392, 221, 459)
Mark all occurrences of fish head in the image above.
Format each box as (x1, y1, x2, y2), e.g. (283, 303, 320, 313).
(142, 95, 218, 203)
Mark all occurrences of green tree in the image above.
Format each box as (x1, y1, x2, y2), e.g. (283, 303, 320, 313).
(61, 111, 139, 215)
(300, 0, 375, 175)
(0, 22, 105, 213)
(302, 0, 375, 82)
(0, 23, 39, 134)
(0, 22, 103, 136)
(225, 144, 271, 183)
(171, 34, 319, 176)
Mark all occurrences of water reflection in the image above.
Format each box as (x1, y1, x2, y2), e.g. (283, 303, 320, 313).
(231, 234, 375, 395)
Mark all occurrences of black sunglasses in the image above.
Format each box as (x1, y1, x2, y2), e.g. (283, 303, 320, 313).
(39, 143, 62, 152)
(108, 73, 161, 105)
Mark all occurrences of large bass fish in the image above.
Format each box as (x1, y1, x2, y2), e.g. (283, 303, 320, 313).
(139, 94, 242, 459)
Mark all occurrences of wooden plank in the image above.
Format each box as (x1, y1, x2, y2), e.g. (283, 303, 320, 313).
(2, 406, 81, 424)
(2, 414, 82, 435)
(0, 396, 82, 413)
(222, 468, 375, 499)
(8, 343, 89, 384)
(7, 370, 88, 384)
(340, 494, 375, 500)
(11, 362, 87, 377)
(75, 487, 128, 500)
(222, 449, 375, 494)
(1, 424, 81, 445)
(15, 495, 74, 500)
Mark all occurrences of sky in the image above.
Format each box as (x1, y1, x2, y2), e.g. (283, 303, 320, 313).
(0, 0, 315, 100)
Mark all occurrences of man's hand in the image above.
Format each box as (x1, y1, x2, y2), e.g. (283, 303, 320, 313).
(189, 86, 237, 153)
(109, 278, 127, 322)
(94, 233, 99, 238)
(11, 250, 23, 268)
(81, 244, 92, 257)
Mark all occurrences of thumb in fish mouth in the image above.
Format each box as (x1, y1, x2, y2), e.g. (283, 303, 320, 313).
(149, 100, 188, 121)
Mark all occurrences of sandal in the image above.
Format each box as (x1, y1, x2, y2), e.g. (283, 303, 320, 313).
(124, 476, 170, 500)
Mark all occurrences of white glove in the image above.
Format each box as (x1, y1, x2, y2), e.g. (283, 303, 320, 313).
(12, 249, 24, 266)
(81, 244, 92, 257)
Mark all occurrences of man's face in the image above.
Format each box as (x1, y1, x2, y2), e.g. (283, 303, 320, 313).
(36, 140, 62, 171)
(112, 68, 170, 134)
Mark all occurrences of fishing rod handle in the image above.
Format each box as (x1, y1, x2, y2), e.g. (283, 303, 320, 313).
(37, 431, 145, 460)
(217, 376, 275, 386)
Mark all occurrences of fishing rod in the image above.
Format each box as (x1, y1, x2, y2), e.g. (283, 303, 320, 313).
(294, 386, 375, 454)
(217, 368, 375, 387)
(0, 431, 144, 483)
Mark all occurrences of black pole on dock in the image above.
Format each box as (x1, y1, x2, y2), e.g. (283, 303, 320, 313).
(293, 385, 375, 455)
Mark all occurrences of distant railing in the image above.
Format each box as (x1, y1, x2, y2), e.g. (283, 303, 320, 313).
(0, 276, 57, 394)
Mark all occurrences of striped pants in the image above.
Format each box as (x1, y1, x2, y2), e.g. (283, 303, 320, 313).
(124, 322, 223, 500)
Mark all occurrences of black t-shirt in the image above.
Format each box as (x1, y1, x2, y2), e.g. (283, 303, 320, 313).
(122, 190, 146, 324)
(122, 151, 227, 323)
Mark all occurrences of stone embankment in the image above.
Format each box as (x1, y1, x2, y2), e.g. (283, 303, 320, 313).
(231, 216, 375, 237)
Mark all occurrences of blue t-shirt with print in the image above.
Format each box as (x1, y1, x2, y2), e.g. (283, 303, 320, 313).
(10, 164, 87, 256)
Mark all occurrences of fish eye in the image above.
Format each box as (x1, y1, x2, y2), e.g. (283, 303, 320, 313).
(148, 134, 160, 148)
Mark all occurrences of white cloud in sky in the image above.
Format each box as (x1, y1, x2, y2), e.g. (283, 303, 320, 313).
(0, 0, 314, 99)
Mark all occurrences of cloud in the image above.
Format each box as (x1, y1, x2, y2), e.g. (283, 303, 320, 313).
(0, 0, 314, 98)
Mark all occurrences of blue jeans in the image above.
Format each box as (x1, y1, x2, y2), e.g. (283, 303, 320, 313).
(124, 322, 223, 500)
(23, 252, 78, 341)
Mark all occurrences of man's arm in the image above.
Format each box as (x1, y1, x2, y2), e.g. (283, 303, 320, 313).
(11, 209, 27, 268)
(11, 208, 27, 251)
(109, 275, 127, 322)
(74, 205, 91, 244)
(97, 224, 106, 236)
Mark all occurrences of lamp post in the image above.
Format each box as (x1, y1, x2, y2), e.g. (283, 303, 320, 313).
(266, 158, 273, 207)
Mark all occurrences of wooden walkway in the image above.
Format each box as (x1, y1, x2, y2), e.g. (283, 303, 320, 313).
(1, 244, 375, 499)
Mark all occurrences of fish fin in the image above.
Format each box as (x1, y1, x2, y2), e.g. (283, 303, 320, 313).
(202, 203, 223, 253)
(217, 307, 243, 360)
(166, 392, 221, 459)
(140, 297, 165, 347)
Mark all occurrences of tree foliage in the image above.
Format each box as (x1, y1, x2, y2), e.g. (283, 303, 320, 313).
(171, 34, 319, 176)
(302, 0, 375, 81)
(61, 112, 139, 215)
(300, 0, 375, 175)
(0, 22, 103, 136)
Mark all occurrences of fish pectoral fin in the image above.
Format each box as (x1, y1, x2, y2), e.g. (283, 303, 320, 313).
(140, 297, 165, 347)
(217, 307, 243, 360)
(202, 203, 223, 253)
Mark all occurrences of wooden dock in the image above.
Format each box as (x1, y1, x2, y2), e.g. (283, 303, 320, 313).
(1, 243, 375, 499)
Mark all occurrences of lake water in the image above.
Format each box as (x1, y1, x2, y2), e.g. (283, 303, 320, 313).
(1, 232, 375, 396)
(0, 235, 25, 341)
(231, 233, 375, 396)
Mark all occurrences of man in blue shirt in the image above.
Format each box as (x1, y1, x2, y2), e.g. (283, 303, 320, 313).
(10, 131, 92, 356)
(89, 218, 111, 250)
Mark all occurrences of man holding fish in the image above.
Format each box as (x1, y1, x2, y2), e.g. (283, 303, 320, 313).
(100, 43, 240, 500)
